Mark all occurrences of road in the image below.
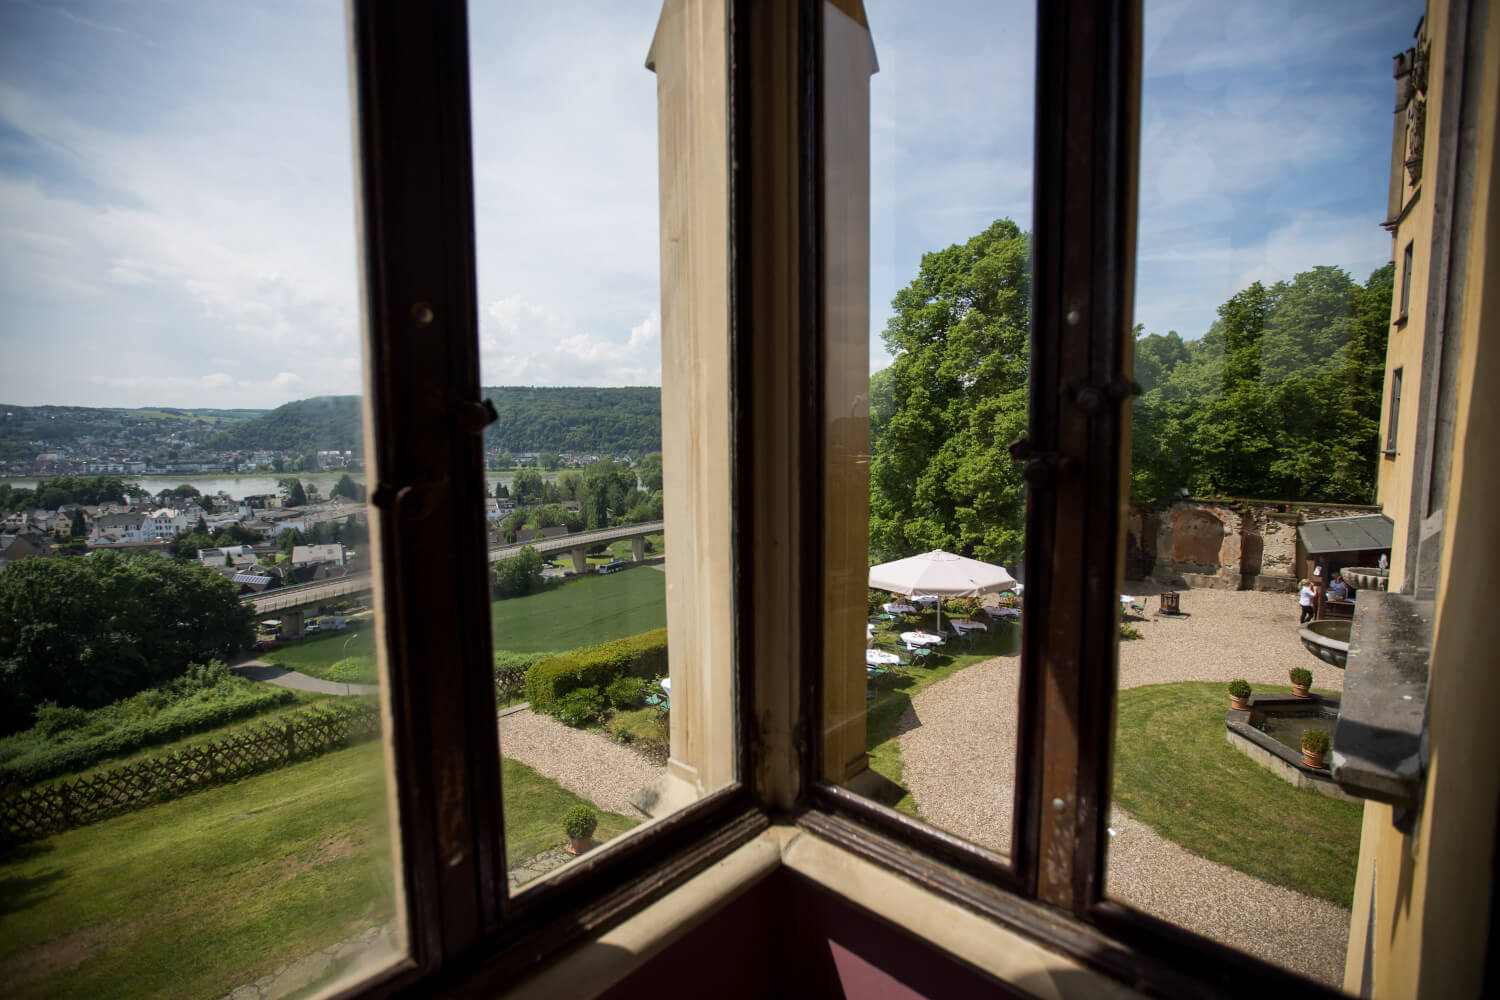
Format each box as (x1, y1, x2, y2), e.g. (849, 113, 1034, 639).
(230, 659, 379, 696)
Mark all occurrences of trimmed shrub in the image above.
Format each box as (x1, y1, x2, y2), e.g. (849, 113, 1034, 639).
(606, 676, 647, 710)
(525, 629, 669, 713)
(0, 664, 297, 787)
(555, 688, 605, 728)
(494, 651, 553, 706)
(1289, 667, 1313, 686)
(1227, 679, 1251, 699)
(563, 804, 598, 840)
(1301, 729, 1331, 754)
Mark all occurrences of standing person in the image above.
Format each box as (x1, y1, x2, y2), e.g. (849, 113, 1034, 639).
(1299, 578, 1317, 624)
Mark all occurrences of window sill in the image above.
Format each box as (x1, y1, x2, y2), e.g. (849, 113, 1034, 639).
(1332, 591, 1432, 810)
(494, 823, 1142, 1000)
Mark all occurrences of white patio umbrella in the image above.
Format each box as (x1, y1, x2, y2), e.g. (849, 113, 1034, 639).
(868, 550, 1018, 634)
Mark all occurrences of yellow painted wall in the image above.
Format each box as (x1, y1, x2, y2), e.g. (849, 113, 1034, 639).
(1345, 2, 1500, 994)
(1374, 6, 1445, 594)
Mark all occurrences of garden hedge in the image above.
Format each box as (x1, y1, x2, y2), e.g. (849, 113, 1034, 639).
(525, 629, 668, 713)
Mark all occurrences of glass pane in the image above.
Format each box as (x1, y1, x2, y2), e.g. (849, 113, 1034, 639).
(1107, 0, 1422, 986)
(821, 0, 1033, 863)
(465, 0, 733, 895)
(0, 3, 403, 996)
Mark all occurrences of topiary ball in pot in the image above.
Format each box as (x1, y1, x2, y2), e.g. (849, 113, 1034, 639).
(1300, 728, 1331, 768)
(1227, 679, 1252, 710)
(563, 804, 598, 853)
(1289, 667, 1313, 698)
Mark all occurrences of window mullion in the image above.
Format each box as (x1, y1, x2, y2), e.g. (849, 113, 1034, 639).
(350, 0, 505, 966)
(1021, 0, 1140, 914)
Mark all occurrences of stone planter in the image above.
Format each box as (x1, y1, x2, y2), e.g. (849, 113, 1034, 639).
(1230, 695, 1251, 712)
(567, 836, 594, 855)
(1342, 567, 1389, 592)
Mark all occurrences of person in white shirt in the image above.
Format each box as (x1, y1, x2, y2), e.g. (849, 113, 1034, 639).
(1299, 579, 1317, 624)
(1328, 573, 1350, 601)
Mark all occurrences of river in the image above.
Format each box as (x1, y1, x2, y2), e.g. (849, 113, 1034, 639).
(1, 471, 559, 499)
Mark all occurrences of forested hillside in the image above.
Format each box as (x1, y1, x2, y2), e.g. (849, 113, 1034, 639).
(0, 405, 264, 461)
(869, 218, 1395, 565)
(208, 396, 363, 454)
(480, 386, 660, 455)
(207, 387, 662, 456)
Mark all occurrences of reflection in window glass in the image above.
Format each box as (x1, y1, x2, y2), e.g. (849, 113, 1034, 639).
(465, 1, 733, 894)
(1109, 0, 1421, 986)
(0, 2, 401, 996)
(821, 1, 1033, 863)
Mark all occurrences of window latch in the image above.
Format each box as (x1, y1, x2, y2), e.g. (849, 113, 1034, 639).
(1009, 435, 1077, 487)
(457, 398, 498, 434)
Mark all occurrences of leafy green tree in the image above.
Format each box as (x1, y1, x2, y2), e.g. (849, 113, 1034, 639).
(492, 546, 544, 599)
(870, 219, 1031, 565)
(0, 551, 254, 734)
(557, 470, 584, 501)
(539, 452, 561, 471)
(213, 523, 263, 546)
(512, 468, 545, 505)
(68, 509, 86, 538)
(172, 484, 202, 499)
(277, 528, 305, 555)
(278, 477, 308, 507)
(635, 452, 663, 493)
(175, 530, 217, 561)
(331, 473, 364, 501)
(582, 460, 637, 529)
(493, 481, 510, 500)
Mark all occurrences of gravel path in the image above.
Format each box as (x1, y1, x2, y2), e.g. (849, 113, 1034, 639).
(499, 708, 665, 817)
(898, 587, 1350, 986)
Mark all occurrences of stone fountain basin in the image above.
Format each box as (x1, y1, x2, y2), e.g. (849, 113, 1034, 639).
(1299, 619, 1351, 669)
(1341, 567, 1389, 592)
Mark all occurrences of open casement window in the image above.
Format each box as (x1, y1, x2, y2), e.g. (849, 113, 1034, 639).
(338, 1, 1353, 997)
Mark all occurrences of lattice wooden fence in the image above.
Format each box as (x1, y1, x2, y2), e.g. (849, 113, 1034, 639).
(0, 702, 381, 844)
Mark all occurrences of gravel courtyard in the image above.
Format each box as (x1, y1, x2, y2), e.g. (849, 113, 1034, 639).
(898, 586, 1352, 987)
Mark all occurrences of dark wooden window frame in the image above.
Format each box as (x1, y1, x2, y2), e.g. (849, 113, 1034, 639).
(1399, 239, 1415, 323)
(1386, 366, 1404, 457)
(333, 1, 1348, 997)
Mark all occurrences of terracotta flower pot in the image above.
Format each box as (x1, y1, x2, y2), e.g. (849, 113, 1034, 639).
(567, 836, 594, 855)
(1302, 749, 1326, 769)
(1229, 695, 1251, 712)
(1291, 683, 1311, 699)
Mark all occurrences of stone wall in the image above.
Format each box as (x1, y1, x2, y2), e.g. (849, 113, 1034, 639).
(1126, 498, 1382, 591)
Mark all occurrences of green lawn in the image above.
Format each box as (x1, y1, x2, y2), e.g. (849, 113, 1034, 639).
(0, 741, 394, 1000)
(0, 744, 642, 997)
(863, 615, 1021, 814)
(1112, 681, 1362, 907)
(491, 568, 666, 655)
(261, 629, 377, 683)
(501, 757, 639, 864)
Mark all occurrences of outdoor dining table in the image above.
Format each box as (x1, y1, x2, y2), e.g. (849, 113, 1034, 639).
(900, 631, 945, 647)
(911, 595, 939, 606)
(865, 649, 902, 668)
(950, 619, 988, 635)
(883, 602, 916, 615)
(981, 605, 1020, 619)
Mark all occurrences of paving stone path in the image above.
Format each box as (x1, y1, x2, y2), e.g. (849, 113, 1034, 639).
(218, 924, 401, 1000)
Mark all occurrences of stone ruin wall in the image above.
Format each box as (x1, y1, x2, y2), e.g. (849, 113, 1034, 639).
(1125, 499, 1382, 592)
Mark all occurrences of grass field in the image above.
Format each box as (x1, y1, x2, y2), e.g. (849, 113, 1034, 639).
(1112, 681, 1362, 907)
(262, 629, 377, 684)
(0, 742, 642, 997)
(863, 616, 1021, 815)
(491, 567, 666, 655)
(0, 741, 394, 1000)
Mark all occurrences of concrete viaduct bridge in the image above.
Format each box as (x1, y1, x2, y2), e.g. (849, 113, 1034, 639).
(244, 521, 664, 634)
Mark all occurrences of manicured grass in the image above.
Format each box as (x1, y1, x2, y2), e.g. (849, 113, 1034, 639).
(0, 746, 644, 997)
(0, 741, 395, 1000)
(863, 616, 1021, 815)
(500, 757, 639, 865)
(261, 629, 377, 683)
(1112, 681, 1362, 907)
(491, 569, 666, 655)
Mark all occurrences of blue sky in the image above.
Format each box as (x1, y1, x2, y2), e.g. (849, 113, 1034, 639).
(0, 0, 1421, 408)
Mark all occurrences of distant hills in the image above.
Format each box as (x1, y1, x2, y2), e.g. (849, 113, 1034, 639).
(209, 387, 662, 456)
(0, 388, 663, 463)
